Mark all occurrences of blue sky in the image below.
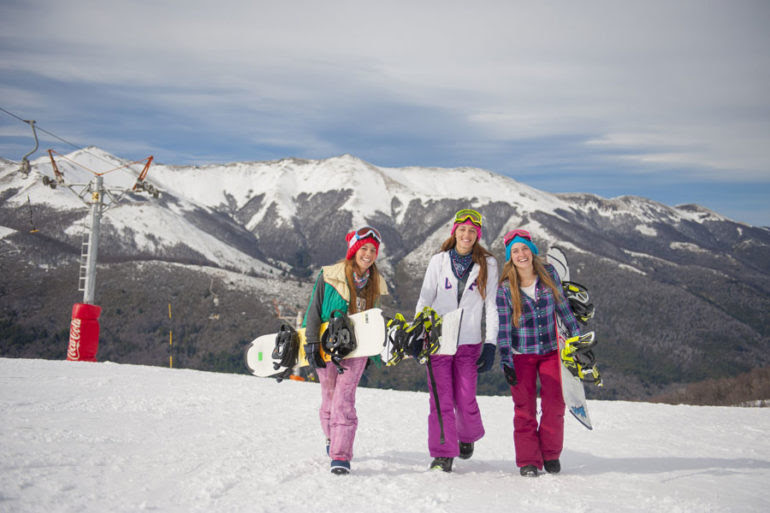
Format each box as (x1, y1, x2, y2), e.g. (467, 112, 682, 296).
(1, 0, 769, 226)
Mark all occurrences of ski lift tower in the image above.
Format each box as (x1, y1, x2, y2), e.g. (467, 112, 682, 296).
(42, 150, 158, 360)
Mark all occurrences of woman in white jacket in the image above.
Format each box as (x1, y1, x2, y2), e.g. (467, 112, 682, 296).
(415, 208, 499, 472)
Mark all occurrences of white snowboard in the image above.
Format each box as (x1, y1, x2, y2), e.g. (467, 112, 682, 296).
(245, 333, 289, 378)
(435, 308, 464, 356)
(548, 247, 593, 430)
(245, 308, 386, 378)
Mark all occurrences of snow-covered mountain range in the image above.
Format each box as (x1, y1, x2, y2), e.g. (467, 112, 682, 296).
(1, 148, 768, 399)
(1, 147, 753, 277)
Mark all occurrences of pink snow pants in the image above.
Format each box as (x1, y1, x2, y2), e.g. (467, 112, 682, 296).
(510, 350, 565, 469)
(316, 356, 368, 461)
(427, 343, 485, 458)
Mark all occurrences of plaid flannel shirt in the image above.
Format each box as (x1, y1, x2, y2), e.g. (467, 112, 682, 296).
(496, 264, 580, 367)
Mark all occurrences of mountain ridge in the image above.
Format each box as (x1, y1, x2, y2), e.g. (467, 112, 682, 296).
(1, 148, 768, 400)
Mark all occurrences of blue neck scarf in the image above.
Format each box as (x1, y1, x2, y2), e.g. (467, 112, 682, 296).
(449, 248, 474, 280)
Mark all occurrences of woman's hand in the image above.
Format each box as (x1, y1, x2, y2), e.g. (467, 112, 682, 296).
(476, 343, 496, 372)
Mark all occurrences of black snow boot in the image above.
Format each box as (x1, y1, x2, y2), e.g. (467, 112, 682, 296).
(458, 441, 474, 460)
(544, 459, 561, 474)
(519, 465, 538, 477)
(430, 457, 453, 472)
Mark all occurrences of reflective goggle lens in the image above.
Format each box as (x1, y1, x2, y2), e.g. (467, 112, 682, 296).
(348, 226, 382, 248)
(454, 209, 482, 227)
(503, 229, 532, 247)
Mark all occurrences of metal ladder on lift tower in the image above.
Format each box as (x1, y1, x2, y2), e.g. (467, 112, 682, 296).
(78, 220, 91, 292)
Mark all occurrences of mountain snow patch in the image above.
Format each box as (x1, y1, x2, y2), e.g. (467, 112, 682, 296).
(635, 224, 657, 237)
(670, 241, 708, 253)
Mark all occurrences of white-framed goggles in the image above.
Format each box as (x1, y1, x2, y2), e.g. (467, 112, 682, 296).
(348, 226, 382, 249)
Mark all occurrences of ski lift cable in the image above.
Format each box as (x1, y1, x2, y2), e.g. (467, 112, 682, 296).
(49, 149, 152, 177)
(3, 107, 159, 205)
(0, 106, 139, 172)
(0, 106, 26, 123)
(2, 106, 88, 154)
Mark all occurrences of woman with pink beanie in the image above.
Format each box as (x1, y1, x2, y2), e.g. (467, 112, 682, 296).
(303, 226, 389, 475)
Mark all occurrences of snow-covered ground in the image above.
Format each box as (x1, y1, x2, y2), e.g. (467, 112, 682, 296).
(1, 358, 768, 513)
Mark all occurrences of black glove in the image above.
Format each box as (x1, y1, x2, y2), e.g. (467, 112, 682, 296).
(305, 343, 326, 370)
(476, 343, 496, 373)
(503, 364, 518, 386)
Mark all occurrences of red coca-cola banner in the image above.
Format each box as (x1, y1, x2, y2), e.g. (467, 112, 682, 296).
(67, 303, 102, 362)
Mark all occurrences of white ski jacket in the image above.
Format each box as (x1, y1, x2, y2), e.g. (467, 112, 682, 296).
(415, 251, 499, 346)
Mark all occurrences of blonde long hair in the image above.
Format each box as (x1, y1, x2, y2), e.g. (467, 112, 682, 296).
(499, 255, 562, 328)
(339, 258, 382, 314)
(439, 234, 494, 300)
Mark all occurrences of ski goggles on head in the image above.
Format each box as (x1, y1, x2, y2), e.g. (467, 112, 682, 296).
(503, 229, 532, 247)
(503, 228, 538, 259)
(347, 226, 382, 249)
(454, 209, 482, 227)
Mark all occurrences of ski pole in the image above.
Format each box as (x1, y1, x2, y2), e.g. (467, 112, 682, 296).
(425, 355, 445, 444)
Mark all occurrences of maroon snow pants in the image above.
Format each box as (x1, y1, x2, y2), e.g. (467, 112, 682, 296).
(510, 350, 565, 469)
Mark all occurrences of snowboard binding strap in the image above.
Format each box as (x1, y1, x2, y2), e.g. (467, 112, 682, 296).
(563, 281, 590, 304)
(576, 363, 602, 386)
(385, 307, 445, 366)
(385, 313, 409, 366)
(271, 324, 300, 382)
(324, 309, 357, 374)
(404, 307, 442, 364)
(416, 308, 442, 364)
(561, 332, 603, 386)
(562, 281, 595, 325)
(272, 323, 299, 370)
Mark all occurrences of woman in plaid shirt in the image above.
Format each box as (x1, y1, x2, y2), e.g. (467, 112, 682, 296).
(496, 229, 580, 477)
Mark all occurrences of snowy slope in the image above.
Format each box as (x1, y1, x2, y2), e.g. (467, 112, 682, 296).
(1, 358, 768, 513)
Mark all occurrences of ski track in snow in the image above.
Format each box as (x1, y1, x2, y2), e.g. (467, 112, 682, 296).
(1, 358, 769, 513)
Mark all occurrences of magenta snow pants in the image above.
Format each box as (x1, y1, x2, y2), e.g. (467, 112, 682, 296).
(316, 356, 368, 461)
(427, 343, 485, 458)
(510, 350, 565, 469)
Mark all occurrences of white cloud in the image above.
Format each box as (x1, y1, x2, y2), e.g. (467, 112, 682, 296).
(1, 0, 769, 181)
